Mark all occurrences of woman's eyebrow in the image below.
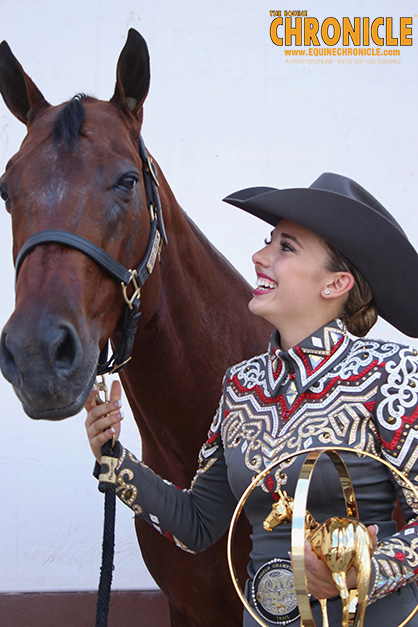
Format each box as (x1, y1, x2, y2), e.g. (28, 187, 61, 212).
(281, 232, 304, 248)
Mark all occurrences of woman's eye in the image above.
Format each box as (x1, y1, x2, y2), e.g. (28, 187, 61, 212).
(280, 240, 294, 252)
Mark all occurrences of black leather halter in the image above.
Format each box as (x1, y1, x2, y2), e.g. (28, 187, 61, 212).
(14, 136, 168, 375)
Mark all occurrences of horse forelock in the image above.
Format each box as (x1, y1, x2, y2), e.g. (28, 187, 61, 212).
(52, 94, 88, 149)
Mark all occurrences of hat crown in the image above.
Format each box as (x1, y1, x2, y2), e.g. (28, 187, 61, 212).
(310, 173, 406, 237)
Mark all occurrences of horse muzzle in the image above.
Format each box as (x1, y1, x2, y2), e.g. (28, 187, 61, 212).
(0, 311, 98, 419)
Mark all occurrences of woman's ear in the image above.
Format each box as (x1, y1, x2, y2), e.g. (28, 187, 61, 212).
(322, 272, 355, 299)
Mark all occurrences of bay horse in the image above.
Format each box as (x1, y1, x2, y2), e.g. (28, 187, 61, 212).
(0, 30, 271, 626)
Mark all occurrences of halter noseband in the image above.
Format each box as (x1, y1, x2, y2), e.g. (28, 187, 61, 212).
(14, 136, 168, 375)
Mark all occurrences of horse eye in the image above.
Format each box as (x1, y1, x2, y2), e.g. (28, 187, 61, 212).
(0, 186, 11, 211)
(116, 174, 139, 191)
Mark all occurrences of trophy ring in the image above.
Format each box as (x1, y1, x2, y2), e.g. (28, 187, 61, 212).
(227, 446, 418, 627)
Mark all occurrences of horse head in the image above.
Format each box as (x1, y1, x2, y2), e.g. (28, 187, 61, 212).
(0, 30, 163, 419)
(263, 490, 294, 532)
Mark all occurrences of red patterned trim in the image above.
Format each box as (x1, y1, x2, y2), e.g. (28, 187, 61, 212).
(164, 530, 174, 542)
(266, 474, 280, 502)
(379, 405, 418, 451)
(232, 360, 380, 421)
(206, 432, 220, 444)
(294, 335, 344, 378)
(395, 551, 406, 561)
(272, 358, 283, 381)
(364, 401, 376, 413)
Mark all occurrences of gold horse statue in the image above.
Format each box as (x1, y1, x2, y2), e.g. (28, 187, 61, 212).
(263, 490, 373, 627)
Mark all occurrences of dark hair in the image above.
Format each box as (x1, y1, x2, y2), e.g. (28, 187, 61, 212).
(52, 94, 87, 149)
(324, 242, 378, 337)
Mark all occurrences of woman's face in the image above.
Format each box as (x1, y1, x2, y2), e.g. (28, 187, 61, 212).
(249, 219, 335, 330)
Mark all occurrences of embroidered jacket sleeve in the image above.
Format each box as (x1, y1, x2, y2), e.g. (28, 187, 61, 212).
(100, 381, 237, 554)
(369, 344, 418, 603)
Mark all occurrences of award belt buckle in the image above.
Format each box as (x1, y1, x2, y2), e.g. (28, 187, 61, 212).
(251, 558, 300, 625)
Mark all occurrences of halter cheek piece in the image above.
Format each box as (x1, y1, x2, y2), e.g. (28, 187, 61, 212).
(14, 136, 168, 376)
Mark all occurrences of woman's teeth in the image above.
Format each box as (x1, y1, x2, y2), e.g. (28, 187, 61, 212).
(256, 277, 277, 289)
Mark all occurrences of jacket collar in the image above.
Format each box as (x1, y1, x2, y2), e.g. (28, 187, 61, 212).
(265, 318, 352, 398)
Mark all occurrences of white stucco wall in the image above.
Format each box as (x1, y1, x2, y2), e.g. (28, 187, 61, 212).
(0, 0, 417, 592)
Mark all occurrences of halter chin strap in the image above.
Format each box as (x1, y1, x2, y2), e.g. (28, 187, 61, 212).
(14, 136, 168, 375)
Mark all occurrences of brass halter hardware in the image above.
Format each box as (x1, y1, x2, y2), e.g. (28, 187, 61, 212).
(146, 156, 160, 187)
(94, 374, 109, 404)
(94, 374, 116, 449)
(121, 270, 141, 311)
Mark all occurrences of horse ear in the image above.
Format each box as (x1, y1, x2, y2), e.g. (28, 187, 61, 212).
(0, 41, 49, 125)
(111, 29, 150, 119)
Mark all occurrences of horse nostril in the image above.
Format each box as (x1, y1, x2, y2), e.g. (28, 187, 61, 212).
(51, 324, 82, 374)
(0, 331, 22, 386)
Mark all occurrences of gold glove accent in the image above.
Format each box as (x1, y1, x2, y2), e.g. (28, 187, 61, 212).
(99, 455, 118, 484)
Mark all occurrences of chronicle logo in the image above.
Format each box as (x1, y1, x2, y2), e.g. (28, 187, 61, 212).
(269, 11, 413, 47)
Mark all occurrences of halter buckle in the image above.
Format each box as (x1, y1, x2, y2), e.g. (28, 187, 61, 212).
(94, 374, 109, 405)
(121, 269, 141, 310)
(146, 157, 160, 187)
(95, 374, 116, 447)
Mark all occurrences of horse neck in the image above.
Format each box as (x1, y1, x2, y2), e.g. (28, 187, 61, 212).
(120, 168, 270, 479)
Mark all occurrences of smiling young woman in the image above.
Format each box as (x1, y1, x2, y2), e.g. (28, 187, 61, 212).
(249, 220, 355, 351)
(86, 172, 418, 626)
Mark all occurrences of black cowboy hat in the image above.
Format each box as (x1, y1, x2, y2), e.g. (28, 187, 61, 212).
(223, 172, 418, 338)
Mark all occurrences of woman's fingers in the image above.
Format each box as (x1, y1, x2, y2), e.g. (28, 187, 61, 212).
(304, 541, 339, 599)
(85, 380, 123, 461)
(85, 381, 122, 424)
(84, 383, 100, 413)
(302, 523, 379, 599)
(367, 524, 379, 551)
(88, 408, 123, 438)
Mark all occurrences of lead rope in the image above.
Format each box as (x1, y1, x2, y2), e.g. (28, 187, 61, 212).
(94, 376, 119, 627)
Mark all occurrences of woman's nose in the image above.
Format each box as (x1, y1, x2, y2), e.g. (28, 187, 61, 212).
(252, 246, 269, 267)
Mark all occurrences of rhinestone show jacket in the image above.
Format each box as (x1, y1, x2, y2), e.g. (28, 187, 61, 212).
(109, 319, 418, 625)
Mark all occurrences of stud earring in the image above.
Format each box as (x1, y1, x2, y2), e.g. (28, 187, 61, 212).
(323, 289, 330, 295)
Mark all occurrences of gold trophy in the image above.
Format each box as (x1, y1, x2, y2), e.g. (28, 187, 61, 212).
(227, 447, 418, 627)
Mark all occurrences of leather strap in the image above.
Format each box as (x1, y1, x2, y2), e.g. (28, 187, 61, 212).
(13, 136, 167, 375)
(15, 229, 132, 284)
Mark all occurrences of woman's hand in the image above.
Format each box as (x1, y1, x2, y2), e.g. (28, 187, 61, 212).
(304, 524, 379, 599)
(85, 380, 124, 462)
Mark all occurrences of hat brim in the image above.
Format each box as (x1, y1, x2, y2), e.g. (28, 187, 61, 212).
(224, 186, 418, 338)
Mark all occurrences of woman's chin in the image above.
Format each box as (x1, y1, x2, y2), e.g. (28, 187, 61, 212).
(248, 297, 268, 319)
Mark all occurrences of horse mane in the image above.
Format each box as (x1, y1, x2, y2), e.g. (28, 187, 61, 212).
(52, 93, 88, 148)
